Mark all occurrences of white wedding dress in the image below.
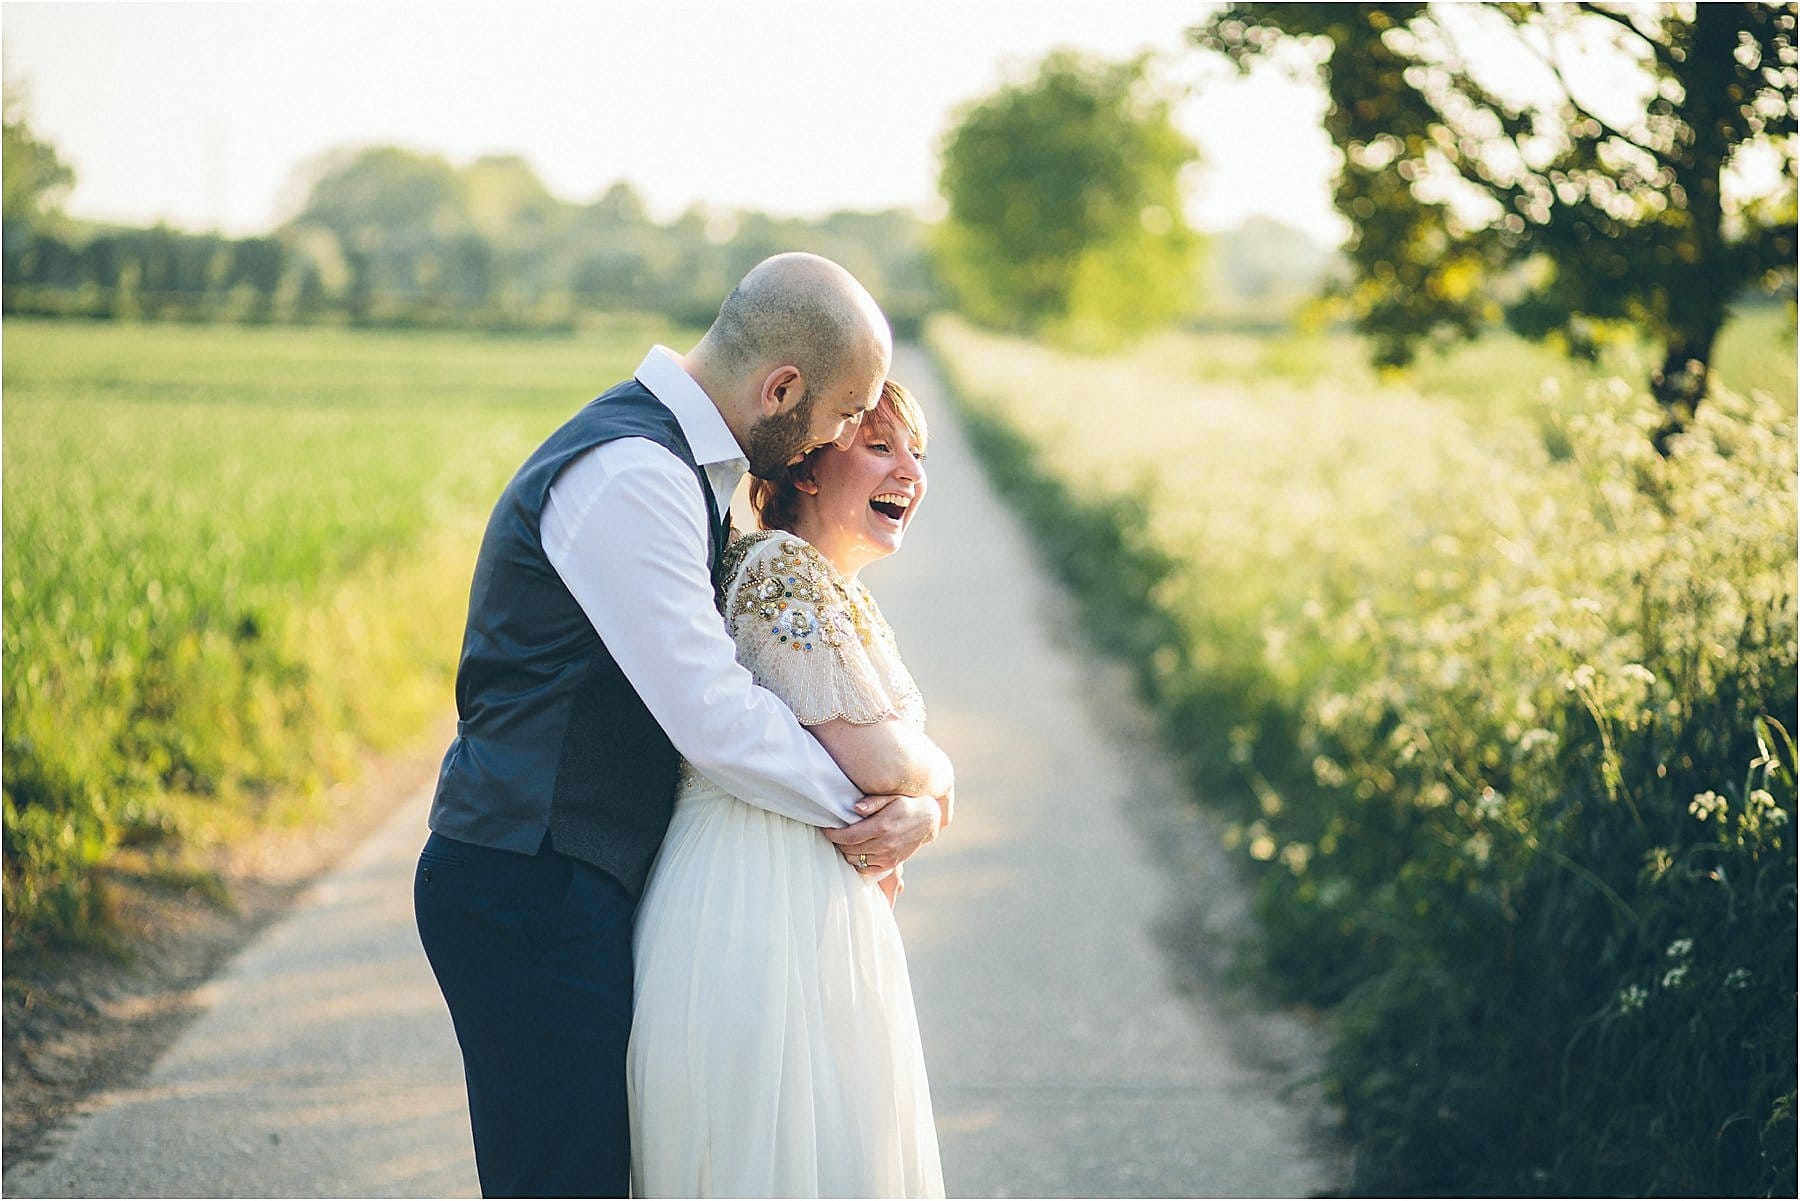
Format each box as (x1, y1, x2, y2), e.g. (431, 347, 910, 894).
(628, 531, 945, 1199)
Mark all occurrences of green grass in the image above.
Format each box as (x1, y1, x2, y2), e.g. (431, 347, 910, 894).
(2, 316, 692, 949)
(927, 309, 1797, 1197)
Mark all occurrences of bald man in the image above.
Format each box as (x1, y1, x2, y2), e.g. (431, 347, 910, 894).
(414, 254, 943, 1197)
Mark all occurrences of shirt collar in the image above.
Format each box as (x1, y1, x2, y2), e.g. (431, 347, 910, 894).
(634, 346, 747, 471)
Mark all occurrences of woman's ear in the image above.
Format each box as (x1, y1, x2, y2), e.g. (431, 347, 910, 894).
(792, 464, 822, 496)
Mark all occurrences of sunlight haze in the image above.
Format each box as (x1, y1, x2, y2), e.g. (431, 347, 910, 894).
(1, 0, 1347, 245)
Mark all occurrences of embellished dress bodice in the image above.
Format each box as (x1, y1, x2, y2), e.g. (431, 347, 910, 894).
(674, 529, 924, 801)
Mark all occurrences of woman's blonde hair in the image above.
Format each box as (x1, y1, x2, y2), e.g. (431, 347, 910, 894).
(748, 379, 928, 533)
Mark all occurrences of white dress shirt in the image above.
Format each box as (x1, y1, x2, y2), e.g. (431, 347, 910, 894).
(539, 346, 863, 828)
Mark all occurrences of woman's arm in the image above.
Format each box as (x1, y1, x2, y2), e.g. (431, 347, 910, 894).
(809, 716, 953, 828)
(812, 718, 951, 906)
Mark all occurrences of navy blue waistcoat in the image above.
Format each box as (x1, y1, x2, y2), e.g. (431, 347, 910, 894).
(427, 379, 725, 897)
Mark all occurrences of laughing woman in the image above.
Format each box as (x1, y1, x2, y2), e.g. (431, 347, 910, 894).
(627, 380, 952, 1199)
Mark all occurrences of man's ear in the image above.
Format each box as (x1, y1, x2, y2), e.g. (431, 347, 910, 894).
(758, 365, 805, 418)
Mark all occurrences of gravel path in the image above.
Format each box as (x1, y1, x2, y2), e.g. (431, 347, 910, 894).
(5, 344, 1345, 1199)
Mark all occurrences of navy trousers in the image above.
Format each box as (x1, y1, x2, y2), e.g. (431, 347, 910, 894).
(414, 831, 636, 1198)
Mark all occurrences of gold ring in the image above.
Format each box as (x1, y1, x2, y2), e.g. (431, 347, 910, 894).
(858, 853, 869, 869)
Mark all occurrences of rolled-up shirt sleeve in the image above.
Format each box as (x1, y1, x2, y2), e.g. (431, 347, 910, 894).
(541, 438, 863, 828)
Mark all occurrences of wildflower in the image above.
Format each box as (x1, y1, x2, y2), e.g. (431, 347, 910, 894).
(1618, 663, 1656, 687)
(1740, 788, 1789, 832)
(1725, 968, 1753, 991)
(1662, 965, 1689, 989)
(1617, 985, 1648, 1013)
(1517, 728, 1556, 755)
(1474, 787, 1504, 821)
(1688, 791, 1727, 822)
(1227, 725, 1257, 766)
(1665, 938, 1692, 959)
(1278, 843, 1313, 874)
(1565, 664, 1599, 692)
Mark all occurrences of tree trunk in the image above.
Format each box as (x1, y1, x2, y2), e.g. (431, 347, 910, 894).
(1650, 320, 1720, 455)
(1650, 4, 1738, 457)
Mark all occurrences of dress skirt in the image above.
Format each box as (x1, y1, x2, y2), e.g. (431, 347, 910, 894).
(627, 773, 944, 1199)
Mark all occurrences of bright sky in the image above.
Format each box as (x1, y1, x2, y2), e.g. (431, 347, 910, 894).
(0, 0, 1349, 245)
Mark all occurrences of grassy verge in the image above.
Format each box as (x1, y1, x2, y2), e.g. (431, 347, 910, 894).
(2, 316, 691, 951)
(927, 310, 1797, 1197)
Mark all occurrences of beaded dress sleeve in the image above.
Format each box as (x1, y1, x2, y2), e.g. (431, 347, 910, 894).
(719, 531, 906, 727)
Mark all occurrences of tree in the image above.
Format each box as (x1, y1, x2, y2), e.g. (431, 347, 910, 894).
(935, 50, 1202, 344)
(2, 82, 74, 255)
(1193, 3, 1798, 447)
(590, 181, 651, 227)
(284, 146, 475, 315)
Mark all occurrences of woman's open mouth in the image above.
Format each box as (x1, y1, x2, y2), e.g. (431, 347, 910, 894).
(869, 493, 911, 524)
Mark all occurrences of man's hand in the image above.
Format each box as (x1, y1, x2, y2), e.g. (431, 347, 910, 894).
(825, 793, 938, 876)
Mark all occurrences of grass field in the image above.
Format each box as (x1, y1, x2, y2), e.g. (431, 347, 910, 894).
(926, 307, 1797, 1197)
(2, 316, 691, 949)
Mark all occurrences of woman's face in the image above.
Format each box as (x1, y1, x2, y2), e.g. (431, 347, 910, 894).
(794, 416, 927, 577)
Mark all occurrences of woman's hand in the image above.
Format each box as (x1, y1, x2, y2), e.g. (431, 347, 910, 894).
(824, 792, 939, 876)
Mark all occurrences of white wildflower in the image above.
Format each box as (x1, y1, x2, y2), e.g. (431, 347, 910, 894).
(1517, 728, 1556, 754)
(1688, 791, 1727, 822)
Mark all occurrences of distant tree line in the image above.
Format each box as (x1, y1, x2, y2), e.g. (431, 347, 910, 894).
(4, 63, 1351, 349)
(1, 133, 939, 336)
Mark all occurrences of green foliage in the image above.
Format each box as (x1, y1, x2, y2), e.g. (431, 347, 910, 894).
(3, 141, 939, 336)
(1, 82, 73, 253)
(1, 318, 687, 951)
(934, 50, 1202, 346)
(927, 311, 1797, 1197)
(1192, 3, 1800, 441)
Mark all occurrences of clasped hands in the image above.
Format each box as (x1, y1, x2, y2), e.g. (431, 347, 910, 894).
(824, 788, 953, 884)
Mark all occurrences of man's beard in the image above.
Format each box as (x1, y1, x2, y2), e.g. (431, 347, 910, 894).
(744, 392, 819, 480)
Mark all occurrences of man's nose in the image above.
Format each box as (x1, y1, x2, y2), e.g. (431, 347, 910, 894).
(830, 411, 863, 450)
